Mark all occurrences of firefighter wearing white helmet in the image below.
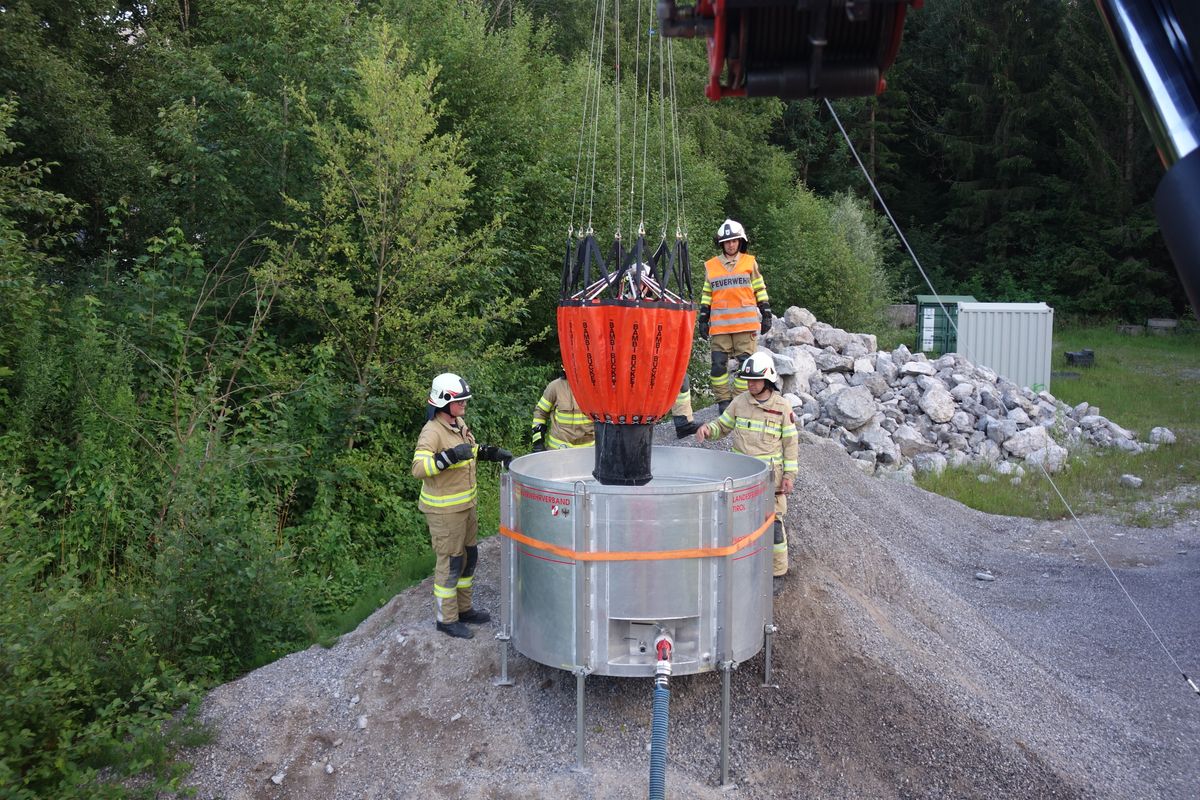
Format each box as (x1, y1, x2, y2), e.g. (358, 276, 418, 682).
(412, 372, 513, 639)
(695, 352, 797, 577)
(699, 219, 773, 414)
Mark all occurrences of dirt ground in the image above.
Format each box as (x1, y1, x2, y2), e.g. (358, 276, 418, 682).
(177, 424, 1200, 799)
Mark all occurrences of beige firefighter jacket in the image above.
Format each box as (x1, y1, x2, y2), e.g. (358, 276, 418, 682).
(701, 389, 799, 478)
(411, 414, 478, 514)
(532, 377, 595, 449)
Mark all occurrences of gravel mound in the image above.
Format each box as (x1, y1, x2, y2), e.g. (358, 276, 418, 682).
(178, 408, 1200, 799)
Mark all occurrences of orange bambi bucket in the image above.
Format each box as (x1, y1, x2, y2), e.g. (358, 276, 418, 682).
(557, 302, 696, 424)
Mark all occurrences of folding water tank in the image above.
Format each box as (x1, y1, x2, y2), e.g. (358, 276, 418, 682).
(498, 446, 774, 678)
(956, 302, 1055, 391)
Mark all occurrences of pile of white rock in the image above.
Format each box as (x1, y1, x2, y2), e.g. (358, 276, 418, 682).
(759, 306, 1176, 481)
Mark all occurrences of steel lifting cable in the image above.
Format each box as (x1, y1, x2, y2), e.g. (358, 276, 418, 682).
(613, 0, 622, 240)
(587, 0, 609, 233)
(667, 38, 686, 238)
(627, 0, 644, 238)
(639, 5, 656, 233)
(823, 97, 1199, 700)
(656, 20, 669, 238)
(570, 0, 608, 236)
(633, 7, 683, 240)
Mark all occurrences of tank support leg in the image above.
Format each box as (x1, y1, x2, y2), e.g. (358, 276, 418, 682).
(718, 660, 737, 789)
(761, 624, 778, 687)
(573, 666, 591, 770)
(492, 631, 513, 687)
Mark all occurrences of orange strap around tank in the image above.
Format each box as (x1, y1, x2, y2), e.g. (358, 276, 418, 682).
(498, 514, 774, 562)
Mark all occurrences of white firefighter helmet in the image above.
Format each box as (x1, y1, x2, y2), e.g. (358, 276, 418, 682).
(739, 351, 779, 387)
(715, 218, 747, 244)
(428, 372, 473, 408)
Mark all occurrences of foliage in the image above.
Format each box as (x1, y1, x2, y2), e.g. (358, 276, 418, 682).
(757, 184, 894, 331)
(274, 23, 527, 426)
(0, 521, 200, 799)
(871, 0, 1176, 317)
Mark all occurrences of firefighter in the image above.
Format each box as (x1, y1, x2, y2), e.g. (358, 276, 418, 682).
(698, 219, 772, 413)
(412, 372, 513, 639)
(531, 370, 595, 451)
(695, 352, 797, 577)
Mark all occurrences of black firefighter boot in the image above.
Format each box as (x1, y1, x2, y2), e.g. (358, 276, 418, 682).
(673, 415, 700, 438)
(435, 555, 474, 638)
(457, 545, 491, 624)
(436, 620, 474, 639)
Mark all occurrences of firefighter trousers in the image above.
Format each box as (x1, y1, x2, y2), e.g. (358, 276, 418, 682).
(425, 505, 479, 624)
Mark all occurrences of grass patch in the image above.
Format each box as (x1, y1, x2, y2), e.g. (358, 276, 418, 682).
(311, 549, 436, 648)
(917, 325, 1200, 524)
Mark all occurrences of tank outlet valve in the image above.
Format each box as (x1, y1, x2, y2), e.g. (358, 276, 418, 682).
(654, 633, 673, 682)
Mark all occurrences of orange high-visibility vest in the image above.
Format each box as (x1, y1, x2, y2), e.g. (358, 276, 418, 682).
(704, 253, 761, 335)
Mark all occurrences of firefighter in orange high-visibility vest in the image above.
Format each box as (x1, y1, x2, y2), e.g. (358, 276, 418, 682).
(411, 373, 512, 639)
(698, 219, 772, 413)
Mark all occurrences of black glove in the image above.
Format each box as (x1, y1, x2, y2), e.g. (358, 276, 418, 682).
(698, 305, 710, 339)
(758, 302, 772, 335)
(478, 444, 514, 468)
(531, 424, 547, 453)
(434, 442, 475, 470)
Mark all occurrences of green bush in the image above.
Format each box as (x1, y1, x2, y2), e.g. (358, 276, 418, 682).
(756, 185, 893, 331)
(146, 447, 310, 680)
(0, 531, 199, 799)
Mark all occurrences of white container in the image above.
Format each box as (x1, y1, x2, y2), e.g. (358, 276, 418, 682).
(955, 302, 1055, 391)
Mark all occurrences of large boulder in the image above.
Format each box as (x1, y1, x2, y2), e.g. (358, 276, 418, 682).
(950, 410, 975, 432)
(859, 423, 900, 465)
(815, 352, 855, 373)
(974, 439, 1003, 464)
(1003, 426, 1051, 458)
(1026, 444, 1069, 474)
(812, 324, 852, 352)
(853, 332, 878, 353)
(787, 326, 815, 346)
(770, 351, 797, 376)
(893, 424, 937, 456)
(986, 418, 1018, 444)
(1149, 426, 1176, 445)
(913, 452, 948, 476)
(862, 374, 890, 398)
(1006, 407, 1031, 426)
(825, 385, 877, 431)
(782, 347, 818, 389)
(784, 306, 817, 327)
(901, 361, 937, 377)
(918, 386, 956, 424)
(874, 352, 899, 383)
(950, 382, 975, 402)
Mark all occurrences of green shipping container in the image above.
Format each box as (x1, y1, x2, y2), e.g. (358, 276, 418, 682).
(915, 294, 977, 354)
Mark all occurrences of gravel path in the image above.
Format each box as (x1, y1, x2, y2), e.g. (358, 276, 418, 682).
(175, 409, 1200, 799)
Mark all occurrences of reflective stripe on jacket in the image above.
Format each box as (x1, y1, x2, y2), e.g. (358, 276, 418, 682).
(412, 415, 478, 513)
(702, 253, 768, 335)
(701, 390, 799, 477)
(531, 377, 595, 449)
